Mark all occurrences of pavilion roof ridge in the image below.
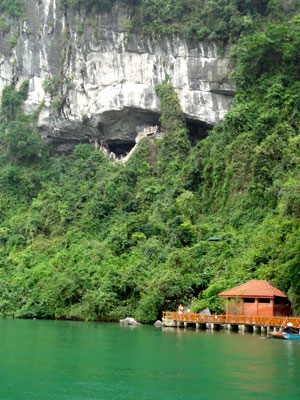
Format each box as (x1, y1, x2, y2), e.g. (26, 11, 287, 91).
(219, 280, 287, 298)
(264, 280, 274, 296)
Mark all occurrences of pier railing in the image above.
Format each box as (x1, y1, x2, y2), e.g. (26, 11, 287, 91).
(162, 312, 300, 328)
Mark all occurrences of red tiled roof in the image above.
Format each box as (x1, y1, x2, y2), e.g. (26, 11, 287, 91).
(219, 280, 287, 298)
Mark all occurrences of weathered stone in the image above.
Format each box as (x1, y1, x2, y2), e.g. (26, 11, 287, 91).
(200, 308, 211, 315)
(162, 318, 177, 327)
(120, 317, 141, 325)
(282, 0, 296, 11)
(154, 320, 162, 327)
(0, 0, 235, 153)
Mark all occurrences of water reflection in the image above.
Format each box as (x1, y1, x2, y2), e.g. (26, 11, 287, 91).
(0, 320, 300, 400)
(161, 325, 300, 399)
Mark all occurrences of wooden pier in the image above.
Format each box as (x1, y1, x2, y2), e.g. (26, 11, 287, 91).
(162, 312, 300, 333)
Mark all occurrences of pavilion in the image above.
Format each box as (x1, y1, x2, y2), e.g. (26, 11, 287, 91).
(219, 280, 291, 317)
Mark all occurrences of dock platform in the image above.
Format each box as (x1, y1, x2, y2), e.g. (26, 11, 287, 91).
(162, 312, 300, 333)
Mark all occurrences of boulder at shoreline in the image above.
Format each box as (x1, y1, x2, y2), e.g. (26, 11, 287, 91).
(120, 317, 141, 326)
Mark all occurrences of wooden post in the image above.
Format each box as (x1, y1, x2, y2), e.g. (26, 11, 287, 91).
(255, 298, 258, 316)
(271, 298, 274, 317)
(226, 299, 229, 320)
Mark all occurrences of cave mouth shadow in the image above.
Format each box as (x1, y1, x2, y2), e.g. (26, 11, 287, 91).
(102, 115, 212, 159)
(107, 140, 136, 158)
(186, 119, 213, 146)
(98, 108, 161, 158)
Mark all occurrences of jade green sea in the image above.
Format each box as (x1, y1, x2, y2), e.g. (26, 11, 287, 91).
(0, 319, 299, 400)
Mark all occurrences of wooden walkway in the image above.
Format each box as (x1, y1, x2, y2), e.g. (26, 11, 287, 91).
(162, 312, 300, 328)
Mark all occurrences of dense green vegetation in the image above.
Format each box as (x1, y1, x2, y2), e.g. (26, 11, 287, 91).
(129, 0, 284, 43)
(1, 0, 296, 44)
(0, 0, 25, 18)
(0, 3, 300, 322)
(60, 0, 297, 44)
(0, 0, 297, 43)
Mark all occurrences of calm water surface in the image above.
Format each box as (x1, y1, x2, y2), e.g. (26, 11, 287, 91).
(0, 319, 299, 400)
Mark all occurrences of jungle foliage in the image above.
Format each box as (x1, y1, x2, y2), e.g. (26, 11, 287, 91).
(0, 7, 300, 322)
(60, 0, 298, 44)
(0, 0, 25, 18)
(1, 0, 296, 44)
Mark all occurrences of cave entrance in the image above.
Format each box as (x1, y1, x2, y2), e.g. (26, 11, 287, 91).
(104, 119, 212, 158)
(106, 139, 136, 158)
(98, 108, 161, 158)
(186, 119, 212, 146)
(96, 110, 212, 159)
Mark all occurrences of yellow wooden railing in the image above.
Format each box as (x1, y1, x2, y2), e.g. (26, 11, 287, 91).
(162, 312, 300, 328)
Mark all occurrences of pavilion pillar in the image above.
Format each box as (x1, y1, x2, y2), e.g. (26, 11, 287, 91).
(255, 298, 258, 316)
(241, 298, 244, 317)
(226, 299, 229, 321)
(271, 298, 274, 316)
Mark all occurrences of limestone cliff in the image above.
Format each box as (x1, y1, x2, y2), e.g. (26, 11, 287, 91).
(0, 0, 235, 153)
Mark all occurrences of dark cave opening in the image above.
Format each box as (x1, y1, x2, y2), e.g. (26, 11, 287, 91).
(101, 111, 213, 159)
(98, 109, 161, 158)
(186, 119, 213, 146)
(107, 140, 136, 157)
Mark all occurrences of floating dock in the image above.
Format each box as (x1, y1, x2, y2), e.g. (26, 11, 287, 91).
(162, 312, 300, 333)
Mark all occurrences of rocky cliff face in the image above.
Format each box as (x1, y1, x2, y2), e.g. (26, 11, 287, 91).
(0, 0, 235, 153)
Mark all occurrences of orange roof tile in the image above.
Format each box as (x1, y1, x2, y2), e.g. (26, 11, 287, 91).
(219, 280, 287, 298)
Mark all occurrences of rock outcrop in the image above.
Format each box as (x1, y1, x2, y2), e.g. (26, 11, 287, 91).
(120, 317, 141, 326)
(0, 0, 235, 153)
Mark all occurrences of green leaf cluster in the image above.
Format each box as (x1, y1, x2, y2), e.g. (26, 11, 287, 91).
(0, 82, 48, 165)
(60, 0, 297, 45)
(0, 0, 25, 18)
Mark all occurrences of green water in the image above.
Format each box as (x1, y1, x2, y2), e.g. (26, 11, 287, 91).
(0, 320, 299, 400)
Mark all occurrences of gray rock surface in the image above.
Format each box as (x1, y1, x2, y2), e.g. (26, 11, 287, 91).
(0, 0, 235, 153)
(120, 317, 141, 325)
(200, 308, 211, 315)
